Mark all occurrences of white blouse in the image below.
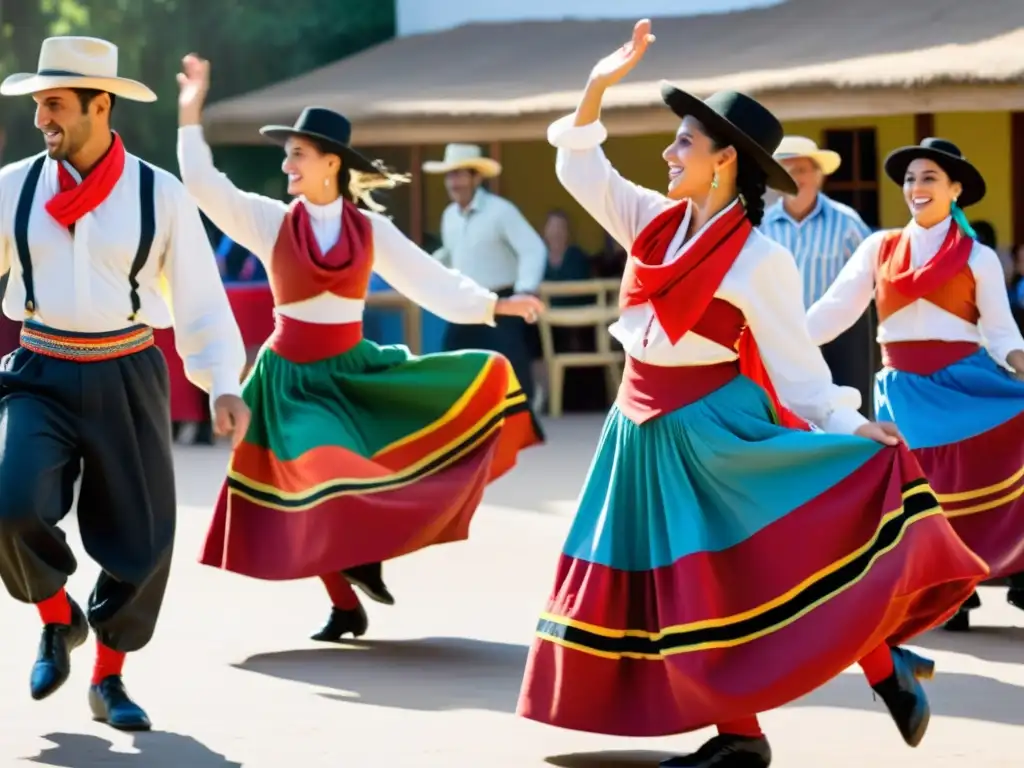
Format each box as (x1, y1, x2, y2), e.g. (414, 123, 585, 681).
(806, 217, 1024, 368)
(176, 126, 497, 327)
(548, 114, 866, 435)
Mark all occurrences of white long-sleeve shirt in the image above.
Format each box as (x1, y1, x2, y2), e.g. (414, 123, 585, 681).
(434, 187, 547, 294)
(176, 126, 497, 327)
(0, 150, 246, 401)
(548, 114, 866, 434)
(806, 217, 1024, 368)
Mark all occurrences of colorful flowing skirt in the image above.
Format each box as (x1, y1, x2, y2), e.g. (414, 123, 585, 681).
(517, 373, 986, 737)
(200, 332, 542, 580)
(875, 346, 1024, 578)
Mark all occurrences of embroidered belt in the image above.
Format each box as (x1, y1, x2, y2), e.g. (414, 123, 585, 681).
(20, 322, 155, 362)
(881, 341, 980, 376)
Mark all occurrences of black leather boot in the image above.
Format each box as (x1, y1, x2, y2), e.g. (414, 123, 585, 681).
(659, 734, 772, 767)
(88, 675, 151, 731)
(30, 596, 89, 701)
(342, 562, 395, 605)
(872, 647, 930, 747)
(942, 590, 981, 632)
(310, 604, 369, 642)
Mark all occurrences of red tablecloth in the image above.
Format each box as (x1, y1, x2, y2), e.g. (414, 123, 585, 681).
(155, 283, 275, 422)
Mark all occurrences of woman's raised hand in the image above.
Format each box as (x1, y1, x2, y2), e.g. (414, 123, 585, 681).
(589, 19, 656, 88)
(177, 53, 210, 123)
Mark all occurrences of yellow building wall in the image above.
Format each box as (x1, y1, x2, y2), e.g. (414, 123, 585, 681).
(934, 112, 1012, 247)
(419, 111, 1013, 254)
(780, 115, 915, 230)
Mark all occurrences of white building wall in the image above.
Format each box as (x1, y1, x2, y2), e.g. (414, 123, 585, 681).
(396, 0, 782, 37)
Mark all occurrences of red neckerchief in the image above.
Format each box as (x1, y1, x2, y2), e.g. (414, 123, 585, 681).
(45, 132, 126, 229)
(883, 220, 973, 300)
(286, 197, 371, 271)
(621, 200, 750, 343)
(622, 200, 809, 431)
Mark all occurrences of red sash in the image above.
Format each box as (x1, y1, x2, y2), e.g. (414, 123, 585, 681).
(622, 201, 809, 430)
(45, 132, 126, 229)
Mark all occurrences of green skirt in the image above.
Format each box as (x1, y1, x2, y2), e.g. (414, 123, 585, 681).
(200, 338, 542, 580)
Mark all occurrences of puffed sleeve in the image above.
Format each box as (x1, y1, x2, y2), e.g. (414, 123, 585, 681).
(746, 241, 868, 434)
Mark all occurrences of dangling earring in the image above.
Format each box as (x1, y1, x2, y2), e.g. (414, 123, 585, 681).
(324, 177, 330, 188)
(711, 170, 719, 190)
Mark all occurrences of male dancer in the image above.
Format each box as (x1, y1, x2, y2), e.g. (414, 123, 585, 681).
(0, 37, 248, 730)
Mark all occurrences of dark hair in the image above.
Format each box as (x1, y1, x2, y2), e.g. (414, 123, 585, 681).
(705, 127, 768, 226)
(306, 136, 409, 212)
(970, 219, 996, 249)
(71, 88, 116, 117)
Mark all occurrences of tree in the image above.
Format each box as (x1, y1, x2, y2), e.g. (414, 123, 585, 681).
(0, 0, 395, 170)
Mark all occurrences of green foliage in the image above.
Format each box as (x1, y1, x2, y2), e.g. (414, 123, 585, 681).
(0, 0, 395, 173)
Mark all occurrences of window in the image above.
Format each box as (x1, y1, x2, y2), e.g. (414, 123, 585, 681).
(823, 128, 880, 228)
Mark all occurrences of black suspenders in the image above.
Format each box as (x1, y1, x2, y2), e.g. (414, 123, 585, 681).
(128, 162, 156, 321)
(13, 154, 46, 315)
(12, 156, 158, 321)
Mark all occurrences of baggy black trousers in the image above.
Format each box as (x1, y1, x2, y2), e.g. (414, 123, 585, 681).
(0, 344, 175, 652)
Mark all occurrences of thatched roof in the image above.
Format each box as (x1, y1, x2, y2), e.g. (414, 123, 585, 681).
(204, 0, 1024, 145)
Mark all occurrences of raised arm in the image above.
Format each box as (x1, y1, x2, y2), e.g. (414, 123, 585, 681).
(366, 211, 543, 325)
(805, 231, 882, 345)
(549, 20, 672, 251)
(176, 54, 285, 259)
(972, 244, 1024, 372)
(747, 243, 868, 435)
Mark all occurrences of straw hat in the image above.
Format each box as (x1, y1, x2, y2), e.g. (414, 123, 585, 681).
(773, 136, 842, 176)
(422, 144, 502, 178)
(0, 36, 156, 102)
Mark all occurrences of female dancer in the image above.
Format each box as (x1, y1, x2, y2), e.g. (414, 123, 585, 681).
(516, 21, 987, 767)
(175, 55, 544, 642)
(807, 138, 1024, 631)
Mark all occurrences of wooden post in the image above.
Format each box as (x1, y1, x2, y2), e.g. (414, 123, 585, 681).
(913, 113, 935, 143)
(1011, 112, 1024, 246)
(409, 144, 424, 245)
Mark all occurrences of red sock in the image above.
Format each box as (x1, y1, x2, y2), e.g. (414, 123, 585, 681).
(716, 716, 763, 738)
(92, 641, 126, 685)
(320, 573, 361, 610)
(36, 588, 71, 625)
(858, 643, 895, 686)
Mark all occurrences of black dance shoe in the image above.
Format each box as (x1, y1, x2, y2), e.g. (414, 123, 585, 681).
(342, 562, 395, 605)
(894, 647, 935, 681)
(1007, 588, 1024, 611)
(872, 647, 930, 747)
(30, 596, 89, 701)
(88, 675, 152, 731)
(310, 604, 369, 642)
(659, 734, 772, 767)
(942, 590, 982, 632)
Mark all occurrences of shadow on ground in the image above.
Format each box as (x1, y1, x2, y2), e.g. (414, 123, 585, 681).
(24, 732, 241, 767)
(236, 636, 528, 713)
(912, 624, 1024, 666)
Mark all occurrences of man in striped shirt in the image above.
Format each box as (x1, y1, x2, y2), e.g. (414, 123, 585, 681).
(761, 136, 874, 414)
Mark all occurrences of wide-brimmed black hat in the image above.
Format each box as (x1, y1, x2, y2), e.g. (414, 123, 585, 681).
(260, 107, 381, 175)
(659, 83, 797, 196)
(883, 138, 985, 208)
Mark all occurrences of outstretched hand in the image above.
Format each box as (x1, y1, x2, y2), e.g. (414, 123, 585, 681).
(495, 294, 546, 324)
(854, 421, 903, 447)
(589, 19, 656, 88)
(177, 53, 210, 118)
